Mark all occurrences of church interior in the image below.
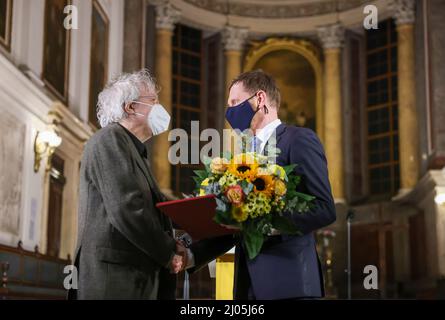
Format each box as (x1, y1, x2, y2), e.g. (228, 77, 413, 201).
(1, 0, 445, 300)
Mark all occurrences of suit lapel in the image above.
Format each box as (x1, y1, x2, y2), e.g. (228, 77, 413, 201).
(263, 123, 286, 157)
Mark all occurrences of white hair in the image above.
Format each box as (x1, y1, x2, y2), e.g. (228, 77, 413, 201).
(96, 69, 158, 128)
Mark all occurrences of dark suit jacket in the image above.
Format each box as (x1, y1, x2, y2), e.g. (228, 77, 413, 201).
(189, 124, 336, 300)
(71, 123, 176, 300)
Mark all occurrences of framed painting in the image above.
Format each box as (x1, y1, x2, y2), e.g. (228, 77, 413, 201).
(0, 0, 13, 51)
(88, 0, 109, 129)
(42, 0, 71, 103)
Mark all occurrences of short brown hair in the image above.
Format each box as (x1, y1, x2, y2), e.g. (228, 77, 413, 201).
(229, 70, 281, 108)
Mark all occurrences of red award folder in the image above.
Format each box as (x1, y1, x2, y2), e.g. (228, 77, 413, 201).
(156, 194, 236, 241)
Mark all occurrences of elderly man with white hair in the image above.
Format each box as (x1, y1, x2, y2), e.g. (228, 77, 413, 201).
(70, 69, 187, 300)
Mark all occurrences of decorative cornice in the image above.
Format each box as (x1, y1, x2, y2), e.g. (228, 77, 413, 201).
(317, 23, 344, 50)
(182, 0, 369, 19)
(391, 0, 416, 25)
(151, 0, 181, 31)
(222, 26, 249, 51)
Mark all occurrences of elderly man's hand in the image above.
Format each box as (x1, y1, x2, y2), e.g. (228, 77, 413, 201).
(175, 241, 189, 272)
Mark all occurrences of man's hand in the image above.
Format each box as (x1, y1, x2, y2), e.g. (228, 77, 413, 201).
(169, 254, 183, 274)
(175, 241, 189, 272)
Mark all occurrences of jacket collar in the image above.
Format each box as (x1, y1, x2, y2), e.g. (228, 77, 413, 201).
(114, 123, 164, 202)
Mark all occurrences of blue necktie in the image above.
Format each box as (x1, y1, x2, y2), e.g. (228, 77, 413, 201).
(252, 136, 261, 153)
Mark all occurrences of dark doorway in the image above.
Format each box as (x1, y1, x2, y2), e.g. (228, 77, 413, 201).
(47, 154, 66, 258)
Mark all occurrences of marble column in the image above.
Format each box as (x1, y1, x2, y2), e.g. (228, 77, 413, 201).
(318, 23, 345, 201)
(222, 26, 248, 152)
(393, 0, 420, 192)
(151, 0, 180, 192)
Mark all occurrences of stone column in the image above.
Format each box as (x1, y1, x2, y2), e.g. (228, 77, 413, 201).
(318, 23, 345, 201)
(222, 26, 248, 152)
(393, 0, 420, 192)
(222, 26, 248, 96)
(151, 0, 180, 192)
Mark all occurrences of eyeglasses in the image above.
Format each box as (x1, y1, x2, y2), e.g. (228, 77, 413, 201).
(135, 95, 159, 105)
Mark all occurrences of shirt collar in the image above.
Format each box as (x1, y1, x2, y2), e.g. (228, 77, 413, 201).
(255, 119, 282, 144)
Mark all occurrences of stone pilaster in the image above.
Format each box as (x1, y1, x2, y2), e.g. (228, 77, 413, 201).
(151, 0, 180, 192)
(318, 23, 345, 201)
(222, 26, 248, 152)
(392, 0, 420, 192)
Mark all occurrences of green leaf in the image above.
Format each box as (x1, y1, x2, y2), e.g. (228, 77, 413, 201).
(202, 155, 212, 165)
(193, 170, 208, 180)
(295, 191, 316, 202)
(214, 207, 242, 227)
(193, 176, 203, 188)
(215, 197, 228, 212)
(271, 215, 300, 235)
(243, 221, 265, 260)
(239, 180, 253, 195)
(283, 164, 297, 176)
(201, 156, 212, 172)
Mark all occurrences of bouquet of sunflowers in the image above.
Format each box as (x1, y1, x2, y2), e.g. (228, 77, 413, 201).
(193, 152, 315, 259)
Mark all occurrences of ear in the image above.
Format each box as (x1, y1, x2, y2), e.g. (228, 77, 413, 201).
(123, 102, 135, 114)
(257, 90, 267, 108)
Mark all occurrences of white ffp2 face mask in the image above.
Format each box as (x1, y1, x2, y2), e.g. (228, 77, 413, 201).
(132, 101, 171, 136)
(148, 104, 171, 136)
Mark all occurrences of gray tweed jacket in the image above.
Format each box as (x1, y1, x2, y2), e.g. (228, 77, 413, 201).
(71, 123, 176, 300)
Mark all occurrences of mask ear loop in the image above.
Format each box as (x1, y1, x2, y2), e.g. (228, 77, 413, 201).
(252, 92, 269, 115)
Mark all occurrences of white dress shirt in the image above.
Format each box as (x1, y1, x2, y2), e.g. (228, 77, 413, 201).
(251, 119, 282, 154)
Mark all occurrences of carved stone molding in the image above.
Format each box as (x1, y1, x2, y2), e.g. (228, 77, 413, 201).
(151, 0, 181, 31)
(222, 26, 249, 51)
(317, 23, 345, 50)
(391, 0, 415, 25)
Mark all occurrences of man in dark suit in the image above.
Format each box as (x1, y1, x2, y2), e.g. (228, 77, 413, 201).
(188, 70, 336, 300)
(71, 70, 187, 300)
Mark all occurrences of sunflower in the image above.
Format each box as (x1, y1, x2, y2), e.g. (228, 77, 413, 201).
(228, 153, 258, 182)
(231, 205, 248, 222)
(251, 174, 275, 197)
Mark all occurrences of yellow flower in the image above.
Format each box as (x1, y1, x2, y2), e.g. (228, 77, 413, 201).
(252, 174, 275, 197)
(244, 192, 272, 218)
(274, 179, 287, 196)
(228, 153, 258, 182)
(210, 157, 229, 174)
(201, 178, 210, 186)
(199, 178, 211, 196)
(219, 173, 238, 188)
(231, 205, 248, 222)
(256, 167, 270, 176)
(268, 164, 286, 179)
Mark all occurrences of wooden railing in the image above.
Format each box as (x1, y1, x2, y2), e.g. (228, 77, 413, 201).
(0, 241, 71, 300)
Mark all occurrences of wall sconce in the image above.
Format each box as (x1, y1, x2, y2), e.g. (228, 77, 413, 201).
(34, 126, 62, 173)
(435, 193, 445, 206)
